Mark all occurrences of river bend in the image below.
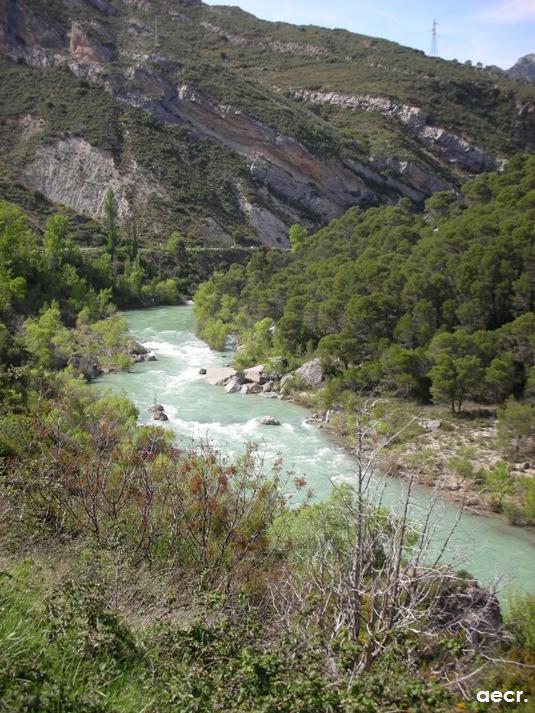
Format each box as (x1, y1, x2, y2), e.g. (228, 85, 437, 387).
(95, 305, 535, 599)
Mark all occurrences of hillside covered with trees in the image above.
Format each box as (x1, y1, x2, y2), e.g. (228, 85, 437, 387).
(195, 153, 535, 524)
(196, 153, 535, 410)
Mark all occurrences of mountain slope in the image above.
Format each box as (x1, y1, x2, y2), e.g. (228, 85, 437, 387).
(1, 0, 534, 246)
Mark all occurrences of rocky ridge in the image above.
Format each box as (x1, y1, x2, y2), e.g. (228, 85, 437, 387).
(199, 21, 329, 57)
(289, 88, 496, 172)
(0, 0, 533, 245)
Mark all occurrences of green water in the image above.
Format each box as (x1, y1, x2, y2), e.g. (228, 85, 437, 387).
(96, 305, 535, 599)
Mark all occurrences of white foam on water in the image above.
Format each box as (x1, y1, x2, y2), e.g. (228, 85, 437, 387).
(167, 368, 204, 386)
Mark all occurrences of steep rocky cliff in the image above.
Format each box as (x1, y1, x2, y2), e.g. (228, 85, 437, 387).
(1, 0, 534, 246)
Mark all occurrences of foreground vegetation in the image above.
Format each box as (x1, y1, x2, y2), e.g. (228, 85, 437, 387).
(0, 185, 533, 710)
(1, 375, 534, 711)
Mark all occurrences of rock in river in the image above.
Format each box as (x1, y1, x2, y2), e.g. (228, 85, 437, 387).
(243, 364, 266, 384)
(241, 382, 263, 395)
(258, 415, 281, 426)
(225, 377, 242, 393)
(204, 366, 237, 385)
(153, 411, 169, 421)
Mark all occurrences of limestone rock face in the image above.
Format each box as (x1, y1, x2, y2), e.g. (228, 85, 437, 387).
(19, 138, 163, 221)
(290, 88, 496, 173)
(295, 358, 324, 388)
(69, 22, 113, 63)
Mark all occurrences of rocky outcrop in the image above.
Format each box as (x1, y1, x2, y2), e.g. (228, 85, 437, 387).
(291, 89, 427, 130)
(205, 363, 285, 396)
(289, 89, 496, 172)
(200, 22, 328, 57)
(295, 357, 324, 388)
(345, 157, 449, 202)
(69, 22, 113, 63)
(0, 2, 113, 76)
(19, 137, 163, 221)
(507, 54, 535, 83)
(172, 85, 374, 227)
(435, 580, 502, 645)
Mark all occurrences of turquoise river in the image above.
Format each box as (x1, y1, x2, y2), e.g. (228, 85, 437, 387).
(96, 305, 535, 600)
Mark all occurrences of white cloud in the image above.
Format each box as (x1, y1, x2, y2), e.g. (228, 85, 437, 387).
(483, 0, 535, 23)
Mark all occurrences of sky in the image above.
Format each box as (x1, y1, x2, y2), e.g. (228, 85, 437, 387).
(205, 0, 535, 69)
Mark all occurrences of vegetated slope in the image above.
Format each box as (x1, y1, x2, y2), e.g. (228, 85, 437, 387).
(195, 153, 535, 411)
(0, 0, 534, 247)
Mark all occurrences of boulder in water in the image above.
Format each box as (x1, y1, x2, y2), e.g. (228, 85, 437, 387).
(243, 364, 266, 384)
(241, 382, 263, 395)
(149, 404, 165, 413)
(258, 415, 281, 426)
(198, 368, 207, 375)
(129, 341, 148, 356)
(225, 377, 242, 393)
(204, 367, 237, 385)
(153, 411, 169, 421)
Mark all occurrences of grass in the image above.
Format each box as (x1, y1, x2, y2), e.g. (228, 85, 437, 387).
(0, 561, 154, 712)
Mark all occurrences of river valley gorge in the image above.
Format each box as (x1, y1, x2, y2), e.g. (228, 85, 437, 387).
(97, 304, 535, 602)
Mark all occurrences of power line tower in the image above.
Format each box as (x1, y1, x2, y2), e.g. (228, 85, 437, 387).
(430, 19, 439, 57)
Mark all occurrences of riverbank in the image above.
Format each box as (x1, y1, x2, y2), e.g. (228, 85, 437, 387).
(282, 386, 535, 529)
(200, 358, 535, 529)
(94, 304, 535, 599)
